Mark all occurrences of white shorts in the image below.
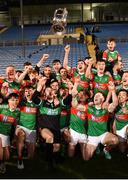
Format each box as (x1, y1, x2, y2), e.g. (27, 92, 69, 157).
(69, 128, 87, 145)
(16, 125, 36, 143)
(116, 124, 128, 142)
(0, 134, 10, 147)
(87, 132, 108, 147)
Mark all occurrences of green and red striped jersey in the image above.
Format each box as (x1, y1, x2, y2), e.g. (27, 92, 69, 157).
(115, 103, 128, 130)
(87, 105, 109, 136)
(69, 106, 87, 134)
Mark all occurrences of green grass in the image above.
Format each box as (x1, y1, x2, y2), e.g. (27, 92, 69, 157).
(0, 146, 128, 179)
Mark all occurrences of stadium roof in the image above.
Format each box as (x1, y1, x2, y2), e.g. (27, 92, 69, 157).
(0, 0, 127, 9)
(3, 0, 128, 6)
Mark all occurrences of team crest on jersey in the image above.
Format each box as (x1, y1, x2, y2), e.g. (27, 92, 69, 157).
(26, 107, 30, 113)
(77, 111, 81, 117)
(3, 115, 8, 122)
(96, 83, 106, 90)
(96, 83, 99, 88)
(92, 115, 96, 121)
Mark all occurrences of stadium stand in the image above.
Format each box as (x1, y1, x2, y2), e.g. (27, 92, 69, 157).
(0, 23, 128, 73)
(0, 43, 88, 75)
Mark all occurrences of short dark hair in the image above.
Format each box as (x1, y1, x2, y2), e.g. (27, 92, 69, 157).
(52, 59, 61, 64)
(117, 89, 128, 96)
(24, 62, 32, 67)
(44, 65, 52, 68)
(16, 70, 23, 73)
(77, 59, 85, 64)
(8, 93, 19, 100)
(50, 79, 58, 85)
(108, 38, 116, 43)
(59, 67, 67, 73)
(96, 59, 106, 63)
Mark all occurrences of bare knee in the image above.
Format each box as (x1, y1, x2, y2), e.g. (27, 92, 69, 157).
(40, 129, 54, 143)
(111, 136, 119, 145)
(63, 129, 71, 143)
(17, 129, 26, 142)
(53, 144, 60, 152)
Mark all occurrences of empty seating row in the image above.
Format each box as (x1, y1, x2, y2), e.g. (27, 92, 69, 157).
(0, 43, 88, 75)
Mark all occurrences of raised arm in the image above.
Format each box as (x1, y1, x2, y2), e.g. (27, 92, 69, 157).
(85, 58, 94, 80)
(71, 81, 79, 108)
(71, 76, 80, 98)
(107, 81, 118, 113)
(17, 65, 32, 83)
(63, 45, 71, 71)
(32, 76, 47, 105)
(113, 61, 122, 85)
(35, 54, 49, 74)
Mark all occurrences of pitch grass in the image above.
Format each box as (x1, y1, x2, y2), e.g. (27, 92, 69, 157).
(0, 145, 128, 179)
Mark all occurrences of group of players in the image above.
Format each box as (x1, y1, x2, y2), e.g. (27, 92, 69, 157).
(0, 37, 127, 173)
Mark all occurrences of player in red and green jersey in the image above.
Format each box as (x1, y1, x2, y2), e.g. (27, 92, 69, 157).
(52, 59, 62, 81)
(0, 93, 20, 174)
(112, 61, 123, 86)
(57, 86, 72, 158)
(59, 67, 72, 89)
(86, 59, 113, 98)
(84, 82, 119, 161)
(68, 81, 89, 159)
(102, 38, 122, 74)
(102, 38, 122, 75)
(63, 45, 91, 92)
(0, 65, 21, 99)
(71, 60, 90, 92)
(59, 87, 72, 132)
(15, 86, 38, 170)
(116, 71, 128, 93)
(113, 90, 128, 154)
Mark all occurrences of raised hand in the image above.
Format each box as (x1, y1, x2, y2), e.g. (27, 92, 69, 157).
(38, 76, 47, 85)
(64, 45, 70, 53)
(108, 81, 115, 91)
(2, 82, 9, 88)
(54, 97, 60, 106)
(42, 54, 49, 61)
(37, 76, 47, 92)
(85, 58, 94, 66)
(25, 65, 33, 72)
(37, 54, 49, 67)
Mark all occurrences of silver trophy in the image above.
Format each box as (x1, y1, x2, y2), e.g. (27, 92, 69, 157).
(52, 8, 68, 35)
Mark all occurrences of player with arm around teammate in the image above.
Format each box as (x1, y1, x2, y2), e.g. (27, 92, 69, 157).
(84, 81, 119, 161)
(68, 81, 89, 159)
